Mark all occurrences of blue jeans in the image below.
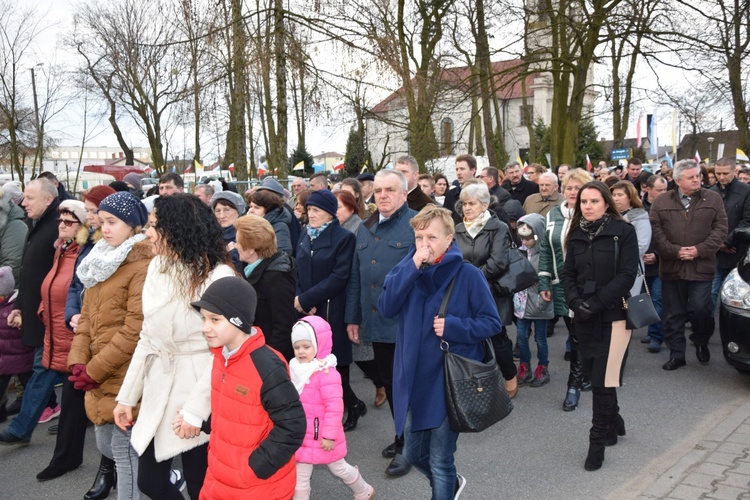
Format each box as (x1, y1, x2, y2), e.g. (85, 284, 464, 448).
(516, 318, 549, 366)
(711, 267, 731, 313)
(646, 275, 663, 343)
(6, 347, 63, 440)
(403, 412, 460, 500)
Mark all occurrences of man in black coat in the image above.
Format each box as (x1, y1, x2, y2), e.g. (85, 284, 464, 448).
(1, 178, 61, 445)
(9, 178, 60, 347)
(479, 166, 512, 210)
(394, 155, 435, 212)
(710, 157, 750, 310)
(501, 161, 539, 205)
(443, 154, 478, 224)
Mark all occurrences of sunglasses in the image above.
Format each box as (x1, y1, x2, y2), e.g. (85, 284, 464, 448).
(57, 218, 79, 227)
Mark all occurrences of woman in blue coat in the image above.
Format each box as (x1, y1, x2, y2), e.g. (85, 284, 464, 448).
(380, 206, 502, 500)
(295, 190, 365, 430)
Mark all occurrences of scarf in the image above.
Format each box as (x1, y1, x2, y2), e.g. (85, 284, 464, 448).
(306, 221, 332, 242)
(463, 209, 492, 239)
(289, 354, 338, 394)
(77, 234, 146, 289)
(243, 258, 264, 278)
(579, 213, 611, 241)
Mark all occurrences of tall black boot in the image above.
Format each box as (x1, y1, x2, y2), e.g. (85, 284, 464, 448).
(343, 400, 367, 432)
(585, 388, 617, 471)
(84, 455, 116, 500)
(605, 395, 625, 446)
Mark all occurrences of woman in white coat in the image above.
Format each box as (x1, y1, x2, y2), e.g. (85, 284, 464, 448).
(113, 194, 235, 499)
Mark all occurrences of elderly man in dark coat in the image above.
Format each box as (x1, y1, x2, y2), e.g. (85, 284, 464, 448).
(0, 178, 61, 445)
(650, 160, 727, 371)
(345, 169, 417, 477)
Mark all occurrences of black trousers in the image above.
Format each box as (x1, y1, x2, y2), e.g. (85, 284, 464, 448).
(662, 279, 714, 359)
(48, 378, 89, 469)
(372, 342, 395, 417)
(355, 360, 384, 389)
(138, 439, 208, 500)
(491, 327, 517, 381)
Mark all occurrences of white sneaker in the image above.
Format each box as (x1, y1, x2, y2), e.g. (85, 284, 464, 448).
(454, 473, 466, 499)
(170, 469, 186, 492)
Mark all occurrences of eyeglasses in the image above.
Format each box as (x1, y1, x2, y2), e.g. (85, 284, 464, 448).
(57, 218, 79, 227)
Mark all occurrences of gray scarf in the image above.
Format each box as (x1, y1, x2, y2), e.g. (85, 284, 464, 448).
(77, 234, 146, 289)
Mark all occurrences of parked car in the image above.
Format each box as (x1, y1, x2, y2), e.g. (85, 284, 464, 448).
(141, 177, 157, 194)
(719, 230, 750, 374)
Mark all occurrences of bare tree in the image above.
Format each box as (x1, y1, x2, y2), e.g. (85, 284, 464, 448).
(74, 0, 193, 174)
(0, 3, 45, 182)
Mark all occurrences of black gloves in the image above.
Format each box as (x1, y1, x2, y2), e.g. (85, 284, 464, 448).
(578, 301, 593, 320)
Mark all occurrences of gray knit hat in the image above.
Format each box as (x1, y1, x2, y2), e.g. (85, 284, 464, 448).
(0, 266, 14, 296)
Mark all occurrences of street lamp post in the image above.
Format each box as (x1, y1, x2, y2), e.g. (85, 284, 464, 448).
(708, 136, 715, 163)
(29, 63, 44, 174)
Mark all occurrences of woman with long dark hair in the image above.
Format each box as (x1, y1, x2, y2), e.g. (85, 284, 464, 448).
(113, 194, 235, 499)
(68, 192, 153, 500)
(561, 181, 638, 471)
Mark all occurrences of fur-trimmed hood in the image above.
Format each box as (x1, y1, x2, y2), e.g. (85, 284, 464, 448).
(75, 224, 103, 247)
(0, 187, 25, 233)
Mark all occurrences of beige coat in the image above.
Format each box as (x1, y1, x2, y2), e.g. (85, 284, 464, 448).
(522, 191, 564, 217)
(117, 259, 236, 460)
(68, 239, 153, 425)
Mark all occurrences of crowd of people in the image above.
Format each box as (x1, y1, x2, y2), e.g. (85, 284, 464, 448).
(0, 151, 743, 499)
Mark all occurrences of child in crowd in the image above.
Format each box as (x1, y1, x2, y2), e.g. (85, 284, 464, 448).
(514, 214, 554, 387)
(0, 266, 32, 422)
(188, 276, 306, 499)
(290, 316, 375, 500)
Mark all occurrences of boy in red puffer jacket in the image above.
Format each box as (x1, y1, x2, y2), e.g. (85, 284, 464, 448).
(188, 276, 306, 500)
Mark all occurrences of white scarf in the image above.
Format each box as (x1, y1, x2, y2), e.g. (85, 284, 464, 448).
(464, 210, 492, 239)
(289, 354, 338, 394)
(77, 234, 147, 289)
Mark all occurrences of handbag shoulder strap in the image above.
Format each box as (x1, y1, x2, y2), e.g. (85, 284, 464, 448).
(438, 273, 458, 318)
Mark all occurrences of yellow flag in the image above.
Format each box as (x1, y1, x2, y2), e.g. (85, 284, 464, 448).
(360, 159, 369, 173)
(194, 159, 204, 175)
(738, 149, 749, 162)
(293, 161, 305, 171)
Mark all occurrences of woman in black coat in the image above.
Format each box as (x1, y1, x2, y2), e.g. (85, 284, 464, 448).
(453, 181, 518, 397)
(561, 181, 638, 472)
(295, 190, 364, 430)
(234, 214, 296, 361)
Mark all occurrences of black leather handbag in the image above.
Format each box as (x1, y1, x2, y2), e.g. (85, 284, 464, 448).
(440, 276, 513, 433)
(495, 235, 538, 296)
(614, 238, 661, 330)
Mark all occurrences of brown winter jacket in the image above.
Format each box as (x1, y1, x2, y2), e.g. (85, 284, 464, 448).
(39, 240, 80, 373)
(649, 188, 728, 281)
(67, 239, 153, 425)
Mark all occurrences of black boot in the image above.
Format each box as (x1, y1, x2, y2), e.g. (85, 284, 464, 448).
(585, 388, 617, 471)
(343, 400, 367, 432)
(605, 414, 626, 446)
(84, 455, 117, 500)
(562, 387, 581, 412)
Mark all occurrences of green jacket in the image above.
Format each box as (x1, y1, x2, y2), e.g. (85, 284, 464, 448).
(0, 194, 27, 284)
(538, 202, 573, 317)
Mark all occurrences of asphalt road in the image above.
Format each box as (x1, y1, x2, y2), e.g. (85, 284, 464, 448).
(1, 322, 748, 500)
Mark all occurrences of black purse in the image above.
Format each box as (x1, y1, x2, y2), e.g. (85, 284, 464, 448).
(440, 276, 513, 433)
(614, 238, 661, 330)
(495, 234, 538, 296)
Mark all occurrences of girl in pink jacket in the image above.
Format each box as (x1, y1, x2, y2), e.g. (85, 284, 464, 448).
(290, 316, 374, 500)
